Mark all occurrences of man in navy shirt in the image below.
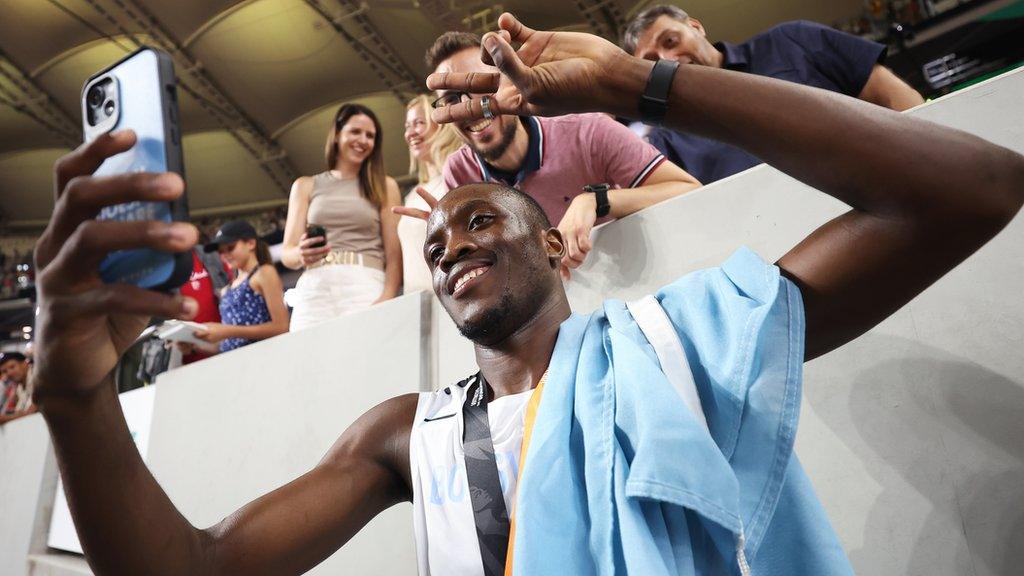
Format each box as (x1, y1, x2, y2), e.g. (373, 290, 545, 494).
(622, 5, 924, 184)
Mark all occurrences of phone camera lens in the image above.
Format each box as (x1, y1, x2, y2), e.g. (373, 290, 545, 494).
(87, 85, 105, 108)
(104, 101, 115, 116)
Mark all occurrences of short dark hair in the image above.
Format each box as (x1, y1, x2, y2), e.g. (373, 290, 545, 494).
(425, 31, 482, 72)
(499, 185, 552, 230)
(621, 4, 690, 55)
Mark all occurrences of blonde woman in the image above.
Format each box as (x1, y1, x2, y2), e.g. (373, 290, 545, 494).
(398, 95, 463, 293)
(282, 103, 402, 331)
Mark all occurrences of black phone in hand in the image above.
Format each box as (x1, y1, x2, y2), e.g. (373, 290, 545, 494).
(306, 224, 327, 248)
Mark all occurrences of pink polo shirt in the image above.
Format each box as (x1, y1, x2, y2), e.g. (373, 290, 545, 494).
(442, 114, 666, 225)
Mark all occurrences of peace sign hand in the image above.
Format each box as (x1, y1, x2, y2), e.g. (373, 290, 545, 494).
(391, 186, 440, 221)
(426, 13, 638, 124)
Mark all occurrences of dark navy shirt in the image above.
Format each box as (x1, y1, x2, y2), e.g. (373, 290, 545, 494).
(648, 20, 886, 185)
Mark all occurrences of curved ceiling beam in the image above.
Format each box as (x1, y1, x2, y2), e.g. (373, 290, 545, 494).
(181, 0, 261, 49)
(30, 34, 140, 78)
(302, 0, 420, 104)
(79, 0, 298, 194)
(414, 0, 471, 33)
(0, 46, 80, 148)
(270, 89, 397, 139)
(572, 0, 627, 41)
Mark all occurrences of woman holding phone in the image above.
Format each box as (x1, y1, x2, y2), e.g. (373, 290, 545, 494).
(281, 103, 402, 331)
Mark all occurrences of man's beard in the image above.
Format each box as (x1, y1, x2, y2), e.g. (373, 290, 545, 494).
(474, 117, 519, 162)
(457, 288, 515, 344)
(455, 254, 552, 346)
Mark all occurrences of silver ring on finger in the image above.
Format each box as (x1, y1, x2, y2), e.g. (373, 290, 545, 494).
(480, 95, 494, 120)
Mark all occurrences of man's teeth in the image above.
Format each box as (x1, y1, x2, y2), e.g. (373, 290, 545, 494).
(454, 267, 486, 292)
(469, 119, 490, 132)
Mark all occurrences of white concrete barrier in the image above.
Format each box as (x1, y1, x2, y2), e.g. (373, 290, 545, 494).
(2, 68, 1023, 576)
(557, 68, 1024, 576)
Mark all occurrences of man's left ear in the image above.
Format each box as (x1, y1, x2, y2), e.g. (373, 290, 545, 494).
(544, 227, 566, 267)
(688, 17, 708, 38)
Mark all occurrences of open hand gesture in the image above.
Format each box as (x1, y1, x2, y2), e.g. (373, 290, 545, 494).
(427, 13, 633, 124)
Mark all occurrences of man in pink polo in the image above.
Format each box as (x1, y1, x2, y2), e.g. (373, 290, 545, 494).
(425, 31, 701, 273)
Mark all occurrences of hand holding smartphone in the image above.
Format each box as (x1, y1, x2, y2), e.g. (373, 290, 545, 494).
(82, 47, 189, 291)
(306, 224, 327, 248)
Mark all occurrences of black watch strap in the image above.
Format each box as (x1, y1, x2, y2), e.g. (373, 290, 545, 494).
(638, 59, 680, 125)
(584, 183, 611, 218)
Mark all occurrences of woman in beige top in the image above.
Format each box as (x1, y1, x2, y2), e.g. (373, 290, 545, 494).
(281, 103, 402, 331)
(397, 95, 463, 294)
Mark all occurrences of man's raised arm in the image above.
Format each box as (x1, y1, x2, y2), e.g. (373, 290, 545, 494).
(32, 131, 414, 575)
(427, 13, 1024, 360)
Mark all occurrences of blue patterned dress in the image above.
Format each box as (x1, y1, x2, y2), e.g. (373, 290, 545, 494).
(218, 271, 272, 353)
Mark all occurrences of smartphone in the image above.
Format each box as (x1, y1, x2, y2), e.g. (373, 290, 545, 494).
(82, 46, 190, 290)
(306, 224, 327, 248)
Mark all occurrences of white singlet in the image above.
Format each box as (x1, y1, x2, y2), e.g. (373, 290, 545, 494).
(410, 380, 533, 576)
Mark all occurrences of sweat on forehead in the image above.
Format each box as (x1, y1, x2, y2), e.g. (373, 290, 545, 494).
(431, 183, 552, 229)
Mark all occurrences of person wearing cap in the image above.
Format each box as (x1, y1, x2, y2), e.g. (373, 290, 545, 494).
(197, 220, 289, 353)
(0, 351, 35, 425)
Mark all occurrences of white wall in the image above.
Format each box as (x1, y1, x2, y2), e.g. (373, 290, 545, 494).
(145, 291, 428, 576)
(2, 68, 1023, 576)
(0, 414, 53, 576)
(554, 68, 1024, 576)
(2, 292, 429, 576)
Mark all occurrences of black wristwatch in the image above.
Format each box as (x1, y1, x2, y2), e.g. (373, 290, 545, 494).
(583, 183, 611, 218)
(638, 59, 680, 125)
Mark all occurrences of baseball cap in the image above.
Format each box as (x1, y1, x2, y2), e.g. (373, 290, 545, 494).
(203, 220, 258, 252)
(0, 351, 27, 365)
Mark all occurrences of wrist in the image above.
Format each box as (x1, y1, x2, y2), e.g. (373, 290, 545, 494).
(34, 374, 114, 422)
(602, 53, 654, 119)
(582, 183, 610, 217)
(574, 192, 597, 211)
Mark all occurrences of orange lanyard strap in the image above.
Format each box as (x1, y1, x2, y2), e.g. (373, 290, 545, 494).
(504, 370, 547, 576)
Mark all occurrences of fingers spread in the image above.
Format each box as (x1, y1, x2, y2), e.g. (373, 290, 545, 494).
(431, 96, 505, 125)
(393, 206, 431, 221)
(415, 186, 439, 210)
(498, 13, 534, 43)
(45, 220, 197, 286)
(482, 32, 530, 85)
(54, 130, 137, 196)
(426, 71, 500, 94)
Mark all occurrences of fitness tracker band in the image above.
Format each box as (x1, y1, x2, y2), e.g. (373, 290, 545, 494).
(583, 183, 611, 218)
(638, 59, 680, 125)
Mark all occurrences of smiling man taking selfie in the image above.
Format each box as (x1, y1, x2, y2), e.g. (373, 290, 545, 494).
(30, 13, 1024, 576)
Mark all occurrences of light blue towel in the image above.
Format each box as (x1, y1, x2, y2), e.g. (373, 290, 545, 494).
(512, 247, 853, 575)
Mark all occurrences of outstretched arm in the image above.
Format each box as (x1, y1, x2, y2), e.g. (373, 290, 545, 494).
(427, 13, 1024, 361)
(33, 132, 414, 575)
